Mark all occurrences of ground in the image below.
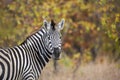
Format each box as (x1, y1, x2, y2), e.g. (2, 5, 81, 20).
(39, 59, 120, 80)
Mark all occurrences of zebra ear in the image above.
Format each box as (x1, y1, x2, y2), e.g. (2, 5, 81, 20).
(57, 19, 65, 31)
(43, 20, 50, 30)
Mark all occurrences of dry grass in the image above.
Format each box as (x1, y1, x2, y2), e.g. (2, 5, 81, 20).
(39, 59, 120, 80)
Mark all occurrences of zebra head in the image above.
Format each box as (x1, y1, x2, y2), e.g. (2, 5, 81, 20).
(43, 19, 65, 60)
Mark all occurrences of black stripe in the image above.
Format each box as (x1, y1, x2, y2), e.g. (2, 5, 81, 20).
(23, 44, 31, 74)
(18, 46, 25, 74)
(0, 62, 5, 79)
(7, 48, 14, 80)
(14, 47, 22, 78)
(23, 70, 34, 80)
(11, 48, 18, 79)
(0, 50, 10, 60)
(0, 56, 10, 80)
(42, 53, 49, 63)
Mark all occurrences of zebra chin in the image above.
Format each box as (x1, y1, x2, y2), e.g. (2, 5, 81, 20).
(52, 48, 61, 60)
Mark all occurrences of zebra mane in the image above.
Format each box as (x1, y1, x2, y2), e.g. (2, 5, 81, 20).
(51, 19, 56, 30)
(20, 36, 30, 45)
(20, 28, 41, 45)
(21, 19, 56, 45)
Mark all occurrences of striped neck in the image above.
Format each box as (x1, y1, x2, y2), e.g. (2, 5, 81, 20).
(20, 27, 53, 78)
(21, 27, 53, 55)
(21, 27, 53, 64)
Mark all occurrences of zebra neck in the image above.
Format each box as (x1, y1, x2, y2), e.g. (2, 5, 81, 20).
(20, 28, 53, 71)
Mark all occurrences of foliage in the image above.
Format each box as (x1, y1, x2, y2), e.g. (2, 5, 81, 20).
(0, 0, 120, 61)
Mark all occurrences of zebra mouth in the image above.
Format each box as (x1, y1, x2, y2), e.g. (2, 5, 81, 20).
(53, 48, 61, 60)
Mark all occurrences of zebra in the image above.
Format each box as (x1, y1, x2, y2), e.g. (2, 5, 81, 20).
(0, 19, 65, 80)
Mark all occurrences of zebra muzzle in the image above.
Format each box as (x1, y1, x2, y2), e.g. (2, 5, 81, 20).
(53, 48, 61, 60)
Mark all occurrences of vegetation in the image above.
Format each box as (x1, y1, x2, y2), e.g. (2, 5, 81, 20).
(40, 60, 120, 80)
(0, 0, 120, 79)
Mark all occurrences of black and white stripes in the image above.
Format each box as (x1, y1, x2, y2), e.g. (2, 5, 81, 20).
(0, 19, 65, 80)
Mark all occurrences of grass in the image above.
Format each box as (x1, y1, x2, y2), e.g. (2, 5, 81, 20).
(39, 58, 120, 80)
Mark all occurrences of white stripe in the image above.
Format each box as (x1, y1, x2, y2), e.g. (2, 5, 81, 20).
(0, 58, 8, 80)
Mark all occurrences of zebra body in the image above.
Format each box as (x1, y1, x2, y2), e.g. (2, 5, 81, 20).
(0, 19, 65, 80)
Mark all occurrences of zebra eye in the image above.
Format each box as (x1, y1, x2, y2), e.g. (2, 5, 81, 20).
(60, 35, 62, 39)
(60, 36, 61, 39)
(48, 36, 50, 40)
(59, 34, 62, 39)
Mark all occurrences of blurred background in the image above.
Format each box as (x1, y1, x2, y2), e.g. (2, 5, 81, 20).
(0, 0, 120, 80)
